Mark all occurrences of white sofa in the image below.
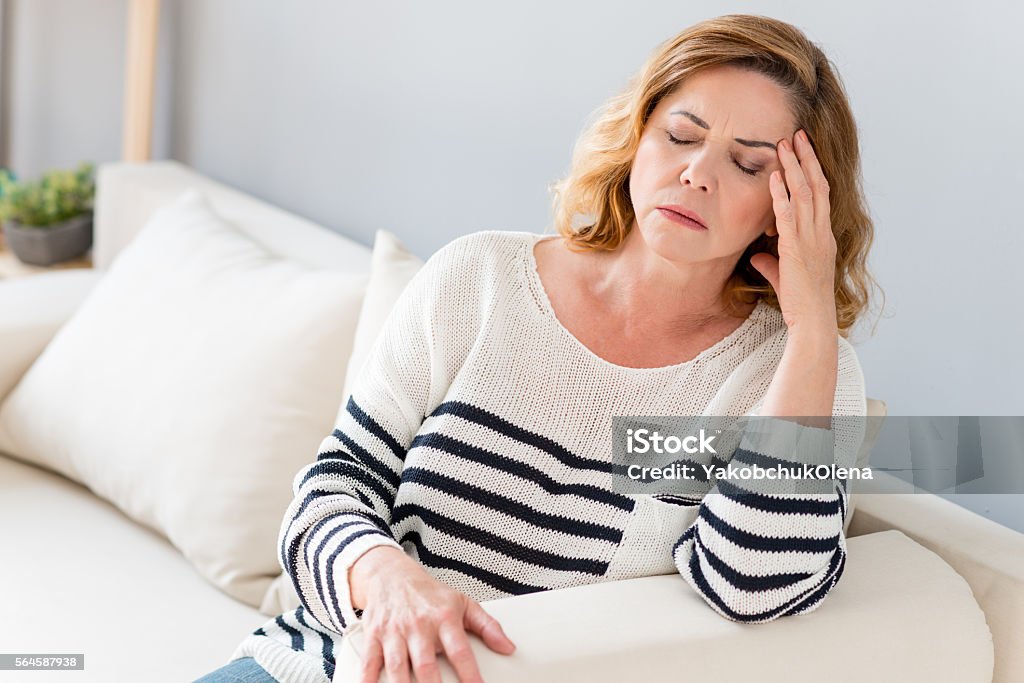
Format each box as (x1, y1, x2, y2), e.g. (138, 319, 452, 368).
(1, 161, 1020, 683)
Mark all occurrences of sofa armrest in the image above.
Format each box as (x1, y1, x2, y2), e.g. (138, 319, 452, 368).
(848, 487, 1024, 683)
(332, 530, 992, 682)
(0, 270, 102, 403)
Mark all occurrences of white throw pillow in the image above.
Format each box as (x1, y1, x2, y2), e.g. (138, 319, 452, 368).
(0, 190, 369, 610)
(264, 228, 424, 614)
(339, 229, 425, 407)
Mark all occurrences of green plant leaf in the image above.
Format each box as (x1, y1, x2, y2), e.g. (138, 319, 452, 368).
(0, 162, 95, 226)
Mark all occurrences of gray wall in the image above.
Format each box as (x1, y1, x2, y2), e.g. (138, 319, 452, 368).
(0, 0, 175, 176)
(4, 0, 126, 177)
(1, 0, 1022, 532)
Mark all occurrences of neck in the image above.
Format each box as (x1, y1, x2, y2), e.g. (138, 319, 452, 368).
(585, 227, 751, 335)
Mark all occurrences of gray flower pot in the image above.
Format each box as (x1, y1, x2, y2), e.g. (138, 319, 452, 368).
(2, 212, 93, 266)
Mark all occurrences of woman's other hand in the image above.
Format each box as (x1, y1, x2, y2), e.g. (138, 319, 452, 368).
(350, 546, 517, 683)
(750, 129, 839, 335)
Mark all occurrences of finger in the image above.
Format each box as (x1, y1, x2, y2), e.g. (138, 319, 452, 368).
(382, 636, 412, 683)
(438, 622, 485, 683)
(769, 170, 795, 237)
(464, 601, 516, 654)
(793, 129, 831, 233)
(360, 635, 386, 683)
(749, 252, 780, 293)
(407, 631, 443, 683)
(777, 137, 814, 238)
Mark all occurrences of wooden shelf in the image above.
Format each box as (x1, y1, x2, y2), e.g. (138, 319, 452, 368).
(0, 230, 94, 281)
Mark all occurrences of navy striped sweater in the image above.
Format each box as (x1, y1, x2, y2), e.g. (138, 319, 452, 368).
(229, 230, 867, 683)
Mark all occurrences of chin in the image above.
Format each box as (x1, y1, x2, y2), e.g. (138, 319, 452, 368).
(637, 220, 703, 260)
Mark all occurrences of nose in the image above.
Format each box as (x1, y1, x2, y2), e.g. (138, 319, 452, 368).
(678, 149, 714, 192)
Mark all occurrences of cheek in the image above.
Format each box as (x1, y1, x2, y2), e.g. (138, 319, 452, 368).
(741, 192, 770, 235)
(721, 185, 775, 235)
(753, 189, 776, 225)
(630, 150, 673, 200)
(732, 184, 772, 219)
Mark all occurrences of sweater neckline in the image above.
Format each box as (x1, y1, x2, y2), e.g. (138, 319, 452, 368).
(523, 232, 768, 373)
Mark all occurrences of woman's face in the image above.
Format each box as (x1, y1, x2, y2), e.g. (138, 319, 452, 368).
(628, 64, 796, 267)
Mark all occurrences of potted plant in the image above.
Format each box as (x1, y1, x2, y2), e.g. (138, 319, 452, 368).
(0, 162, 95, 266)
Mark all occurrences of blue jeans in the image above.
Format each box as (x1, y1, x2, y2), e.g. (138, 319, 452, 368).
(193, 656, 279, 683)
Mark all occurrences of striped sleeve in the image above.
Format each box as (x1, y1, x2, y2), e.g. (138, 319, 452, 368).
(672, 335, 867, 623)
(275, 241, 459, 636)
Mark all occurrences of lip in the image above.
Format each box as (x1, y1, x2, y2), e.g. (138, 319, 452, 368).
(657, 205, 708, 230)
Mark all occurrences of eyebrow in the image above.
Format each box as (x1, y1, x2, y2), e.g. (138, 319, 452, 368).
(670, 110, 778, 150)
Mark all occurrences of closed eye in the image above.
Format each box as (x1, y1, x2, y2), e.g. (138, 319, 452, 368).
(666, 132, 761, 177)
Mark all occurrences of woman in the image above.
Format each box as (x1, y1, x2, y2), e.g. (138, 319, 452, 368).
(197, 13, 877, 683)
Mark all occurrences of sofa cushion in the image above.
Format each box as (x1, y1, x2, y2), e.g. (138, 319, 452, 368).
(0, 269, 102, 404)
(335, 529, 994, 682)
(0, 454, 265, 682)
(339, 228, 424, 409)
(0, 190, 368, 610)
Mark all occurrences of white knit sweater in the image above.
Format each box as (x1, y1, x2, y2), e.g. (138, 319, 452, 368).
(230, 230, 867, 683)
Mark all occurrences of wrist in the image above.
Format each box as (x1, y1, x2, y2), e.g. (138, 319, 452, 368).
(785, 305, 838, 335)
(786, 322, 839, 349)
(784, 336, 839, 375)
(349, 544, 408, 609)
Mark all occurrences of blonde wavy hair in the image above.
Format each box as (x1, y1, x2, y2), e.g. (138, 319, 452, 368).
(548, 14, 883, 338)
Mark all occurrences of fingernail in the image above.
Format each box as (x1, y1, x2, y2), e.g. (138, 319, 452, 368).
(798, 130, 808, 145)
